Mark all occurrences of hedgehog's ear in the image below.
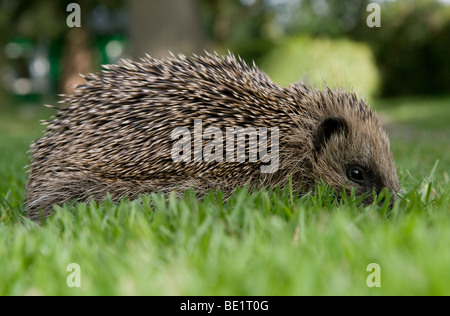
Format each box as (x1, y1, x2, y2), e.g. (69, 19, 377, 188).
(314, 117, 348, 154)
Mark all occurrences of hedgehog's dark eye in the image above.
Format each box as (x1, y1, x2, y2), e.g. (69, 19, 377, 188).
(346, 165, 366, 184)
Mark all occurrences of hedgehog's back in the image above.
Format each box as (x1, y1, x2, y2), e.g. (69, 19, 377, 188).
(25, 53, 295, 221)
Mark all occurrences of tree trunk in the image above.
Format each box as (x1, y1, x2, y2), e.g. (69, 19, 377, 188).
(128, 0, 207, 58)
(60, 28, 93, 94)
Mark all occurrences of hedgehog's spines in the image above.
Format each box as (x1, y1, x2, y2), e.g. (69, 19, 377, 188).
(25, 52, 399, 222)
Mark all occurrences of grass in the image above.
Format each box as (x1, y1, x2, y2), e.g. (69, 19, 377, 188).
(0, 92, 449, 296)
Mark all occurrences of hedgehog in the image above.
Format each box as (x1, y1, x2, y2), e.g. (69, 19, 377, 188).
(25, 52, 400, 221)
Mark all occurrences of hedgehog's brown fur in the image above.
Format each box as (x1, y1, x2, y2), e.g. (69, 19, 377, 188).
(25, 52, 400, 221)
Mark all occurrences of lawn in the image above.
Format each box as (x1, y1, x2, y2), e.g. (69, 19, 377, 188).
(0, 92, 449, 296)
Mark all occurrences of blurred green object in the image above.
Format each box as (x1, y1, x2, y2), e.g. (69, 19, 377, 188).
(366, 1, 450, 97)
(261, 35, 379, 98)
(280, 0, 450, 97)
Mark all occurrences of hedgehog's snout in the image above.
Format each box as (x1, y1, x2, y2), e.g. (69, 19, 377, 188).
(378, 190, 403, 210)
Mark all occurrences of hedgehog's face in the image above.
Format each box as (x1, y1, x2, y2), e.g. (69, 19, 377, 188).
(312, 116, 400, 204)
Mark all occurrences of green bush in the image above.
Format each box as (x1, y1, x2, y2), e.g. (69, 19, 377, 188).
(260, 35, 379, 98)
(360, 1, 450, 96)
(274, 0, 450, 97)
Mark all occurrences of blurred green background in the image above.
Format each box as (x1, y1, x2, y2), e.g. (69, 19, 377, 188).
(1, 0, 450, 99)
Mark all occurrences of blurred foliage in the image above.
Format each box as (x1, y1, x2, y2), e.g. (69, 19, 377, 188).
(1, 0, 449, 97)
(0, 0, 125, 43)
(279, 0, 450, 97)
(261, 35, 379, 97)
(0, 0, 126, 96)
(363, 1, 450, 96)
(202, 0, 450, 96)
(201, 0, 279, 61)
(285, 0, 371, 36)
